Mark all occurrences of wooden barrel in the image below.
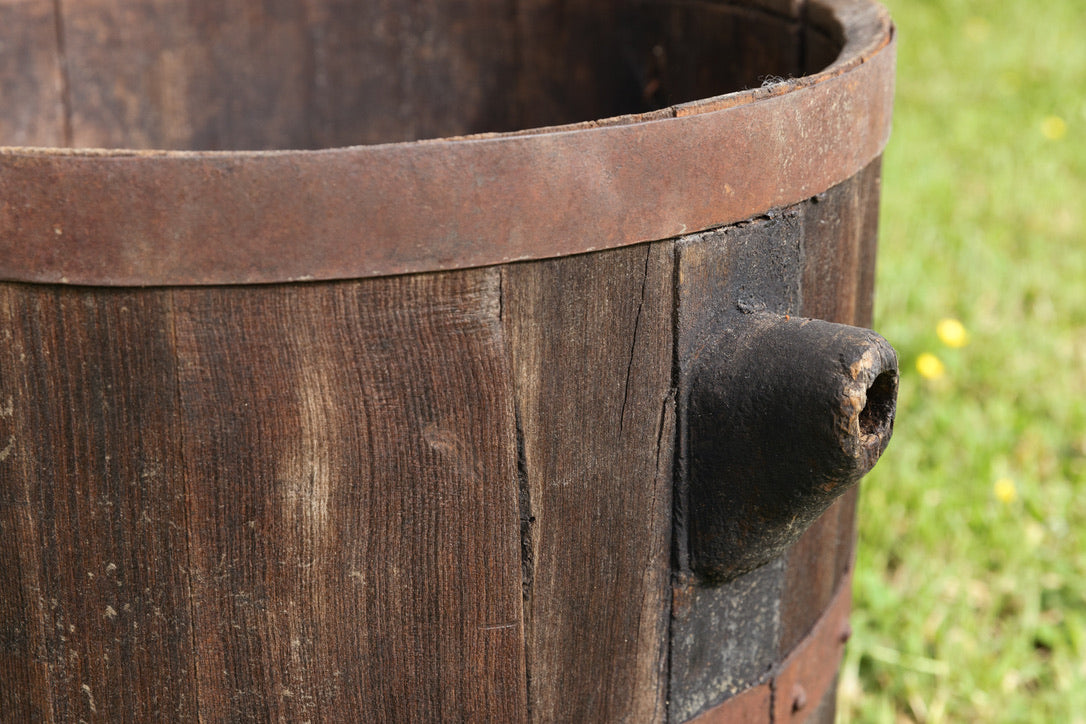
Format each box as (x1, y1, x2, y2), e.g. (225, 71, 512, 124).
(0, 1, 895, 721)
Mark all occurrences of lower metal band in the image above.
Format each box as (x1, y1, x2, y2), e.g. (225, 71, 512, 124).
(687, 569, 854, 724)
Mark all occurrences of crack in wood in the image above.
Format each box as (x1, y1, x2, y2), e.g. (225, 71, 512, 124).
(620, 244, 652, 432)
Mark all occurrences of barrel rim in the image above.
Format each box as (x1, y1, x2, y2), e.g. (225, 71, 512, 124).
(0, 0, 894, 286)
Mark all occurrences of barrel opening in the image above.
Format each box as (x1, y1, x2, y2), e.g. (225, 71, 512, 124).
(859, 370, 897, 439)
(0, 0, 848, 152)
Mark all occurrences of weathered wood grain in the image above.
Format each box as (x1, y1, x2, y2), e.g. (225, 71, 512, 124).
(0, 1, 890, 718)
(503, 242, 675, 722)
(58, 0, 310, 149)
(512, 0, 662, 128)
(799, 159, 882, 330)
(171, 271, 526, 722)
(0, 271, 527, 722)
(0, 286, 197, 722)
(0, 173, 886, 723)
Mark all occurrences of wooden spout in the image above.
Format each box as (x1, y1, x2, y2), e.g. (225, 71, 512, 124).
(687, 311, 898, 585)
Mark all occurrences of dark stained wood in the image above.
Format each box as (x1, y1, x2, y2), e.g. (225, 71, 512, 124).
(513, 0, 810, 127)
(855, 159, 884, 330)
(799, 158, 882, 330)
(684, 574, 852, 724)
(754, 0, 806, 16)
(171, 271, 526, 722)
(0, 171, 883, 722)
(289, 0, 519, 147)
(661, 3, 802, 107)
(512, 0, 664, 128)
(804, 21, 844, 77)
(0, 271, 527, 722)
(0, 0, 66, 147)
(780, 157, 883, 654)
(53, 0, 519, 150)
(59, 0, 309, 149)
(670, 561, 786, 720)
(503, 242, 675, 722)
(778, 492, 857, 655)
(672, 208, 805, 572)
(0, 285, 197, 722)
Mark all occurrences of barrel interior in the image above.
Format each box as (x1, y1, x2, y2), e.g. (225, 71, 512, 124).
(2, 0, 845, 151)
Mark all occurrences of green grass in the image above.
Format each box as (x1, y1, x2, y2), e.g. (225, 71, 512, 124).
(838, 0, 1086, 721)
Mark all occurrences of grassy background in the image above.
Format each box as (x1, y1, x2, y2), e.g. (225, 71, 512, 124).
(838, 0, 1086, 721)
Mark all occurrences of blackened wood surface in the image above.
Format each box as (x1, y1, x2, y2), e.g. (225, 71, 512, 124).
(672, 207, 806, 572)
(503, 243, 675, 722)
(671, 158, 882, 720)
(0, 271, 527, 722)
(669, 560, 786, 720)
(671, 210, 805, 721)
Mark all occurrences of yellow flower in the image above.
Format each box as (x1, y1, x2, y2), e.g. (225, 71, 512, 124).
(994, 478, 1018, 504)
(936, 318, 969, 348)
(1041, 115, 1067, 141)
(916, 353, 946, 380)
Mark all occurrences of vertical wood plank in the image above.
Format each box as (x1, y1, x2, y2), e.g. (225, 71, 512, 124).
(0, 286, 55, 724)
(171, 271, 526, 722)
(777, 492, 856, 654)
(799, 158, 882, 329)
(503, 242, 674, 722)
(0, 0, 67, 146)
(780, 159, 883, 653)
(1, 271, 528, 721)
(0, 285, 197, 722)
(854, 159, 884, 330)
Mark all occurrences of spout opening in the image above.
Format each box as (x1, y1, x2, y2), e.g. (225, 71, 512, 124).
(859, 369, 897, 440)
